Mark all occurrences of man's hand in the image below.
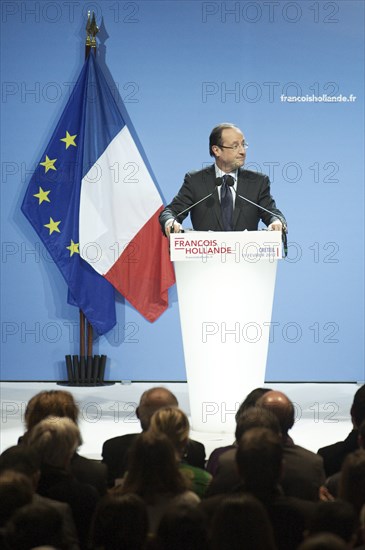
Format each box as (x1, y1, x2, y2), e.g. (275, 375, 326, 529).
(268, 219, 283, 231)
(166, 221, 182, 237)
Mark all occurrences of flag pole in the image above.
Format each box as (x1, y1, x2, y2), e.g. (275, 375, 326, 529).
(59, 12, 113, 386)
(79, 11, 98, 382)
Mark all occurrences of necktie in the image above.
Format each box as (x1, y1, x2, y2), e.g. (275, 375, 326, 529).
(221, 175, 233, 231)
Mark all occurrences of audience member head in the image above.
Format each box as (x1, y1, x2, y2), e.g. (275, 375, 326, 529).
(210, 494, 276, 550)
(136, 387, 178, 431)
(156, 504, 209, 550)
(339, 449, 365, 515)
(0, 470, 33, 527)
(25, 416, 81, 469)
(4, 502, 65, 550)
(298, 533, 347, 550)
(0, 445, 40, 490)
(350, 385, 365, 429)
(121, 432, 187, 502)
(236, 427, 283, 499)
(306, 500, 358, 546)
(91, 494, 148, 550)
(235, 406, 281, 443)
(235, 387, 272, 422)
(149, 407, 190, 458)
(257, 390, 295, 437)
(24, 390, 79, 432)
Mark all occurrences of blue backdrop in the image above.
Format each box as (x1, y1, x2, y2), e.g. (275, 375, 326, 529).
(1, 0, 364, 381)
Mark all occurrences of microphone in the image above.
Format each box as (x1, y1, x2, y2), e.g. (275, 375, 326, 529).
(227, 175, 288, 257)
(170, 178, 222, 234)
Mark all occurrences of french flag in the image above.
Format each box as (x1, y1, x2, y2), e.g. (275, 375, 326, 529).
(79, 53, 175, 322)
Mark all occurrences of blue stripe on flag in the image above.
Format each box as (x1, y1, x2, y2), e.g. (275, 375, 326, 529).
(21, 54, 116, 335)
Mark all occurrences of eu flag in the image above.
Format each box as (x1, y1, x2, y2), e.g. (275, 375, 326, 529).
(21, 54, 116, 335)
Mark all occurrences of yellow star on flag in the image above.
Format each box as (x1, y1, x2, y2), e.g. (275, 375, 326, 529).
(44, 217, 61, 235)
(60, 131, 77, 149)
(66, 240, 80, 257)
(40, 155, 57, 173)
(33, 187, 50, 204)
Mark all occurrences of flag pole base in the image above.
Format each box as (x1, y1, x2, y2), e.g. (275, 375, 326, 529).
(57, 354, 115, 387)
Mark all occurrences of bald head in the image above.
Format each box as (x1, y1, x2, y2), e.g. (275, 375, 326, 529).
(137, 387, 178, 430)
(257, 391, 295, 436)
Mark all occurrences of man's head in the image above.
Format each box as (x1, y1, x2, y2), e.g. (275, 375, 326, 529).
(236, 427, 283, 496)
(257, 390, 295, 437)
(235, 387, 272, 422)
(136, 387, 178, 431)
(209, 123, 247, 173)
(350, 385, 365, 429)
(0, 445, 40, 490)
(235, 406, 281, 443)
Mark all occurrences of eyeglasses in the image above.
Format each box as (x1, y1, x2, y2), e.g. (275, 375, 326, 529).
(219, 142, 248, 151)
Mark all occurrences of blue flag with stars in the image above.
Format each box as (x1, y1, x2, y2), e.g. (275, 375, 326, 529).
(21, 54, 116, 335)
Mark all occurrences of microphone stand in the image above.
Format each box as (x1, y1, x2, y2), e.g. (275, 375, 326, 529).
(227, 177, 288, 257)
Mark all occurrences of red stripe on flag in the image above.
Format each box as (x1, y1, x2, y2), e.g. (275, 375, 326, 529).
(104, 207, 175, 322)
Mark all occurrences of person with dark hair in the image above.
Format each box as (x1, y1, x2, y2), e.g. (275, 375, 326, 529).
(114, 432, 199, 534)
(4, 502, 66, 550)
(200, 427, 315, 550)
(0, 445, 80, 549)
(339, 450, 365, 517)
(159, 123, 286, 236)
(0, 470, 33, 527)
(234, 387, 272, 422)
(205, 406, 280, 496)
(155, 504, 209, 550)
(91, 494, 148, 550)
(209, 494, 276, 550)
(305, 500, 358, 547)
(21, 390, 107, 496)
(318, 385, 365, 477)
(258, 390, 325, 501)
(102, 387, 205, 486)
(206, 387, 272, 476)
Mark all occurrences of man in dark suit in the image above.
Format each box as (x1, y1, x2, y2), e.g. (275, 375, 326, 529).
(159, 123, 286, 236)
(200, 428, 315, 550)
(258, 390, 325, 501)
(318, 384, 365, 477)
(207, 391, 325, 502)
(102, 387, 206, 486)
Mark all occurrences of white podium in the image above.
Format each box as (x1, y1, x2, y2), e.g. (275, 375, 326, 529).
(170, 231, 282, 433)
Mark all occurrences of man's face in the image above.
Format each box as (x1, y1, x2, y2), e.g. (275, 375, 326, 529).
(212, 127, 247, 173)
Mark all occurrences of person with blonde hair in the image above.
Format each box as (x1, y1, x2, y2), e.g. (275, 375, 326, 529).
(21, 390, 107, 496)
(102, 387, 205, 487)
(149, 407, 212, 497)
(26, 416, 99, 549)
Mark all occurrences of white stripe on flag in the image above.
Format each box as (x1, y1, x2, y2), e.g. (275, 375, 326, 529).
(79, 126, 162, 275)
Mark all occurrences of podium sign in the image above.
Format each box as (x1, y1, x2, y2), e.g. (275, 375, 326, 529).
(170, 231, 282, 433)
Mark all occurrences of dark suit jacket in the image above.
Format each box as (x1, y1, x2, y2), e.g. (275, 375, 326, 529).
(317, 429, 359, 477)
(206, 442, 325, 502)
(159, 165, 285, 232)
(37, 464, 100, 550)
(70, 453, 107, 497)
(102, 433, 206, 487)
